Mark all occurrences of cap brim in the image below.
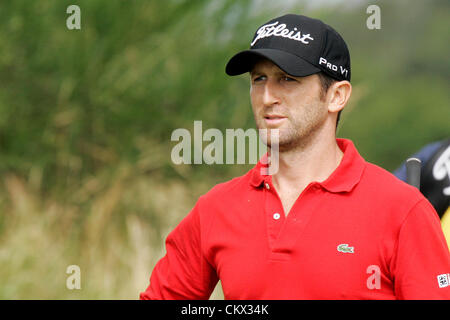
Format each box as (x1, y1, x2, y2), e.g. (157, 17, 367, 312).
(225, 48, 321, 77)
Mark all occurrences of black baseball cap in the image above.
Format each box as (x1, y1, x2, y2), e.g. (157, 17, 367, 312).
(225, 14, 351, 82)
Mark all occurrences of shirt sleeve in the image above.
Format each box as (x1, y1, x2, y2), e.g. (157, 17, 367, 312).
(391, 199, 450, 299)
(139, 200, 219, 300)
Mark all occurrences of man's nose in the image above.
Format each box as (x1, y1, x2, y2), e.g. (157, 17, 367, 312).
(262, 80, 280, 107)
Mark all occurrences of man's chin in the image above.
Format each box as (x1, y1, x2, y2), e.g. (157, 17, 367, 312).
(260, 137, 297, 153)
(266, 141, 291, 153)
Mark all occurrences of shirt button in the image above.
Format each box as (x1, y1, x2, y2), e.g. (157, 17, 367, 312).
(273, 213, 281, 220)
(265, 183, 270, 190)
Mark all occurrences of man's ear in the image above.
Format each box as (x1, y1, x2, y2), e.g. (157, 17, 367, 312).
(327, 81, 352, 113)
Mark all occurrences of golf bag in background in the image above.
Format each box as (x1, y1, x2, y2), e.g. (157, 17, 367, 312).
(393, 138, 450, 218)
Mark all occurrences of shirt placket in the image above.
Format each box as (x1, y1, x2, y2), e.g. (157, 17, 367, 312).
(263, 179, 322, 260)
(263, 179, 286, 251)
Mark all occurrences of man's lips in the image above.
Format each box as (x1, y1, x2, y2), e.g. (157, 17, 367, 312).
(264, 114, 287, 125)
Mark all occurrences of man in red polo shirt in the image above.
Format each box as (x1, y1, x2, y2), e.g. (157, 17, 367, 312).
(140, 14, 450, 299)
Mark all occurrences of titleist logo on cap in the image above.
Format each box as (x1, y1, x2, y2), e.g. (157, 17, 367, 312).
(226, 14, 351, 81)
(251, 21, 314, 47)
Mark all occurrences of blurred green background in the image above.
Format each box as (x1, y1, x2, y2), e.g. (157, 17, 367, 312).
(0, 0, 448, 299)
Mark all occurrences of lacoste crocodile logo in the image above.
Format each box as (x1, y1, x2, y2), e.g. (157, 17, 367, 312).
(337, 243, 354, 253)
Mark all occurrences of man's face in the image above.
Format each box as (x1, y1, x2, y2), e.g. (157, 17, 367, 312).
(250, 58, 328, 151)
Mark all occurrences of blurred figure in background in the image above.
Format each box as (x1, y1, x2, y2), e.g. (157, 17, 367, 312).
(393, 138, 450, 245)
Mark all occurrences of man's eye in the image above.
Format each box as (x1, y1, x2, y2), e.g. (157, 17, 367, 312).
(283, 76, 296, 82)
(252, 76, 266, 82)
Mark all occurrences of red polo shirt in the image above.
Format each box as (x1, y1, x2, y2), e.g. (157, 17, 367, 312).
(140, 139, 450, 299)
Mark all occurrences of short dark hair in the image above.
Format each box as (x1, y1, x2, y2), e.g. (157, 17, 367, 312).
(317, 72, 342, 128)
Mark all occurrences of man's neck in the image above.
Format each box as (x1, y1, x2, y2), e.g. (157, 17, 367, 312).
(269, 135, 344, 194)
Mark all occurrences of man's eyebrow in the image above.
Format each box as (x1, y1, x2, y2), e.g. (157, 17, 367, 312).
(250, 69, 262, 76)
(250, 68, 290, 77)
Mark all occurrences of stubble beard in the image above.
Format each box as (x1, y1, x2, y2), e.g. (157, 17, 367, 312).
(255, 104, 328, 153)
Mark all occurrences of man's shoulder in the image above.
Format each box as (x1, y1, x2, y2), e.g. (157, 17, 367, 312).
(361, 160, 425, 205)
(199, 168, 254, 203)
